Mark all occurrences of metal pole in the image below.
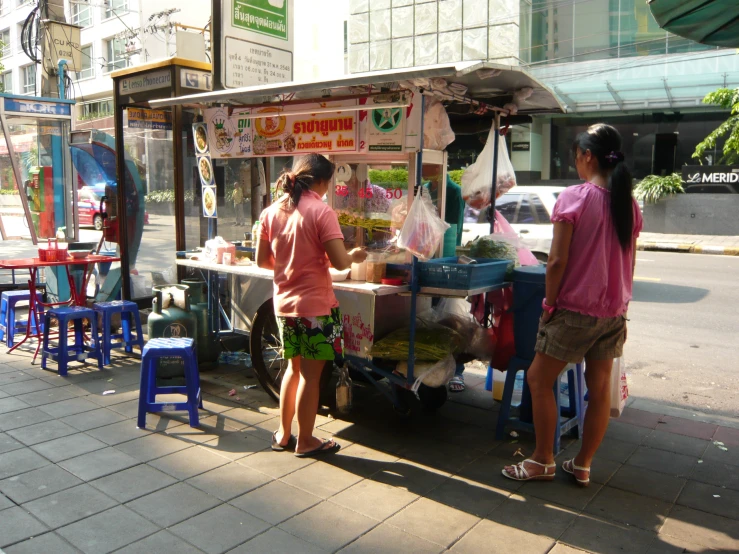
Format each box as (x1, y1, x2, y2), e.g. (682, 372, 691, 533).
(114, 82, 131, 300)
(488, 112, 500, 234)
(173, 66, 186, 282)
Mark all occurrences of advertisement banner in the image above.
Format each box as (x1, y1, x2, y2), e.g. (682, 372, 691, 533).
(127, 108, 172, 130)
(204, 107, 253, 158)
(682, 165, 739, 193)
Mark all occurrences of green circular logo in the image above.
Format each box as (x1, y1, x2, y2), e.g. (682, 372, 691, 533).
(372, 108, 402, 133)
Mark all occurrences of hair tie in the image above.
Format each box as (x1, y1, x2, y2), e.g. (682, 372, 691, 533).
(605, 151, 624, 163)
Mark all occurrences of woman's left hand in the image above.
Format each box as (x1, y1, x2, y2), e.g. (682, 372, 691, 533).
(541, 310, 554, 324)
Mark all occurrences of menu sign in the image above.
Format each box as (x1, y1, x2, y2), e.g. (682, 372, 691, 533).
(205, 108, 253, 159)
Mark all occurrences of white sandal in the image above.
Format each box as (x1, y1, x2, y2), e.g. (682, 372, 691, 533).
(502, 459, 556, 482)
(562, 459, 590, 487)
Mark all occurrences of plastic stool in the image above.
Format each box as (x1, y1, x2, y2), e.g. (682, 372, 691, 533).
(93, 300, 145, 365)
(494, 357, 585, 454)
(138, 337, 202, 429)
(41, 306, 102, 376)
(0, 290, 43, 347)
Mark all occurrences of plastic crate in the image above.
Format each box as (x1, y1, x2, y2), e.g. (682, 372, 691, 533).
(418, 257, 511, 290)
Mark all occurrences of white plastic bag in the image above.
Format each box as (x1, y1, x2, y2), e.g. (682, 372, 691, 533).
(423, 97, 455, 150)
(461, 128, 517, 210)
(610, 357, 629, 418)
(398, 187, 450, 260)
(396, 354, 456, 392)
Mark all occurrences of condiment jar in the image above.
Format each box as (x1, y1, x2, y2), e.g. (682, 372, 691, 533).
(365, 253, 387, 284)
(350, 260, 367, 281)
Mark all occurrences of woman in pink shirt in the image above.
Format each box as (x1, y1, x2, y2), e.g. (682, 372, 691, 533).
(257, 154, 367, 457)
(504, 124, 643, 485)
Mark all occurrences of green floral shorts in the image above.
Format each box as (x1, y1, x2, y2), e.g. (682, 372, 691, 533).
(276, 308, 344, 361)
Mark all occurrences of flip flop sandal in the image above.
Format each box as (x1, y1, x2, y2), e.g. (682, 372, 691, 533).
(501, 459, 556, 481)
(294, 439, 341, 458)
(562, 459, 590, 487)
(271, 432, 297, 452)
(449, 375, 465, 392)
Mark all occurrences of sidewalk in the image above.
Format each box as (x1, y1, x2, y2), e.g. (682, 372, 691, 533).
(638, 232, 739, 256)
(0, 345, 737, 553)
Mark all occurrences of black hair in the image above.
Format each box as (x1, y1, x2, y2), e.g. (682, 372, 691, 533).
(276, 153, 335, 207)
(571, 123, 633, 249)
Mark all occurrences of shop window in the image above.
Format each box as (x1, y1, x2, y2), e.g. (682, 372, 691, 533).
(21, 64, 35, 95)
(104, 38, 128, 73)
(0, 29, 9, 58)
(104, 0, 127, 20)
(71, 1, 92, 27)
(78, 98, 114, 121)
(78, 44, 94, 80)
(0, 70, 12, 94)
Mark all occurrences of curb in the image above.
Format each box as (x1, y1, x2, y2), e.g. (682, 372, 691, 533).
(637, 242, 739, 256)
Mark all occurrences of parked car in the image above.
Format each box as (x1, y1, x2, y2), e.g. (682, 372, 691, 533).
(78, 185, 149, 230)
(462, 186, 565, 261)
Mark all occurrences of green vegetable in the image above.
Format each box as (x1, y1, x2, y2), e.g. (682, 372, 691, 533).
(338, 212, 392, 241)
(468, 237, 519, 277)
(371, 326, 463, 361)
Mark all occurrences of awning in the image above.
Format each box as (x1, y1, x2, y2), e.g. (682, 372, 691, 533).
(648, 0, 739, 48)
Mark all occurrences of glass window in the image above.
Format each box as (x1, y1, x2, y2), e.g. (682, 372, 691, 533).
(71, 2, 92, 27)
(516, 196, 536, 224)
(0, 29, 9, 57)
(0, 70, 11, 93)
(530, 194, 550, 223)
(104, 0, 127, 20)
(0, 1, 8, 15)
(105, 38, 128, 73)
(78, 98, 113, 121)
(496, 193, 521, 221)
(78, 44, 94, 79)
(21, 65, 35, 95)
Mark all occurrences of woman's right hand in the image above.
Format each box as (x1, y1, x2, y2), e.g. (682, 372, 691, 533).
(349, 247, 368, 264)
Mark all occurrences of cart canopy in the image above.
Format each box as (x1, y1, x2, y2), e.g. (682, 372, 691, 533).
(648, 0, 739, 48)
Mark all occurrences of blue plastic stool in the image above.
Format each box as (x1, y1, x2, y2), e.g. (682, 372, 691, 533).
(0, 290, 43, 347)
(93, 300, 145, 365)
(138, 337, 202, 429)
(41, 306, 102, 376)
(494, 357, 585, 454)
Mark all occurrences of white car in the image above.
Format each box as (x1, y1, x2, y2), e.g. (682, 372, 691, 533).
(462, 186, 565, 262)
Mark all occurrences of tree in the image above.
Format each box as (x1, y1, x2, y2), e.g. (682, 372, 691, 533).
(693, 87, 739, 165)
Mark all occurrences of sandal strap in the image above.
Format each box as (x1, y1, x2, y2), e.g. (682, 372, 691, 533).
(565, 459, 590, 473)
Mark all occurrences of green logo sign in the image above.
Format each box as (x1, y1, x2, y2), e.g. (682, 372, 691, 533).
(233, 0, 289, 41)
(371, 108, 402, 133)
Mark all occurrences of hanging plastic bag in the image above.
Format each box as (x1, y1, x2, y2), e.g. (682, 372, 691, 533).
(423, 97, 455, 150)
(494, 211, 539, 266)
(461, 128, 517, 210)
(396, 354, 456, 391)
(490, 310, 516, 371)
(610, 357, 629, 418)
(398, 187, 450, 260)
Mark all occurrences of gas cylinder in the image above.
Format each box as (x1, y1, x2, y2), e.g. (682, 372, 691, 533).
(180, 279, 219, 364)
(147, 284, 197, 385)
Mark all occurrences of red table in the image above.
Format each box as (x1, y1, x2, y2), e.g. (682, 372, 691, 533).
(0, 255, 120, 359)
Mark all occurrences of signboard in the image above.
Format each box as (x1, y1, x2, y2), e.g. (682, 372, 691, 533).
(127, 108, 172, 130)
(512, 142, 530, 151)
(43, 21, 82, 71)
(204, 107, 253, 158)
(193, 123, 218, 218)
(220, 0, 294, 88)
(682, 165, 739, 192)
(119, 70, 171, 94)
(3, 98, 71, 117)
(181, 70, 213, 91)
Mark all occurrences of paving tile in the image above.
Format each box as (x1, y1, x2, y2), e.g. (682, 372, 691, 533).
(116, 530, 204, 553)
(86, 420, 152, 446)
(114, 431, 192, 463)
(386, 497, 480, 548)
(230, 480, 321, 525)
(0, 492, 11, 510)
(676, 479, 739, 520)
(0, 431, 24, 455)
(660, 505, 739, 552)
(626, 446, 697, 478)
(220, 406, 276, 427)
(371, 459, 452, 497)
(15, 386, 78, 407)
(617, 408, 663, 430)
(232, 527, 328, 554)
(30, 433, 107, 463)
(0, 397, 31, 415)
(0, 369, 34, 381)
(169, 503, 270, 554)
(320, 443, 399, 479)
(712, 426, 739, 448)
(3, 531, 80, 554)
(59, 447, 140, 481)
(148, 445, 230, 480)
(237, 448, 315, 479)
(643, 429, 709, 458)
(426, 474, 508, 518)
(456, 453, 524, 494)
(585, 486, 672, 532)
(487, 493, 578, 539)
(186, 462, 271, 502)
(0, 378, 56, 396)
(7, 419, 80, 447)
(604, 420, 653, 444)
(280, 500, 377, 552)
(0, 448, 50, 479)
(36, 397, 101, 419)
(57, 505, 159, 554)
(0, 464, 83, 504)
(399, 440, 485, 474)
(280, 460, 363, 500)
(518, 470, 603, 511)
(340, 521, 443, 554)
(548, 544, 593, 554)
(559, 514, 656, 554)
(690, 458, 739, 492)
(608, 464, 687, 503)
(700, 439, 739, 467)
(0, 407, 54, 432)
(561, 437, 639, 465)
(22, 483, 118, 529)
(0, 506, 50, 548)
(330, 479, 418, 521)
(59, 408, 128, 432)
(645, 533, 715, 553)
(106, 399, 142, 418)
(449, 518, 554, 554)
(200, 428, 271, 461)
(126, 483, 221, 528)
(85, 386, 140, 408)
(89, 464, 177, 503)
(657, 416, 717, 440)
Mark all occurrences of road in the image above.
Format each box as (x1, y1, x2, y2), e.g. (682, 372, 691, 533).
(627, 251, 739, 420)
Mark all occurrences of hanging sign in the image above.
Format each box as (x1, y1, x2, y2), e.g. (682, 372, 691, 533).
(193, 123, 217, 218)
(127, 108, 172, 130)
(204, 107, 252, 159)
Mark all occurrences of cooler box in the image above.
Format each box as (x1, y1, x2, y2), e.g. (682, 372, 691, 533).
(511, 265, 546, 361)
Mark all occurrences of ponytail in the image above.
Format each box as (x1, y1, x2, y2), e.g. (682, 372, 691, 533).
(277, 154, 335, 208)
(277, 171, 312, 207)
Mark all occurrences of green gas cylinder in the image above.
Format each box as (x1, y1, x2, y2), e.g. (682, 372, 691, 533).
(147, 284, 197, 385)
(180, 279, 219, 364)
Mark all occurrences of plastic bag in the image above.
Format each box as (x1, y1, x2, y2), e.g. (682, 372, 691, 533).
(461, 128, 517, 210)
(494, 211, 539, 266)
(396, 354, 456, 391)
(425, 299, 495, 362)
(398, 187, 450, 260)
(423, 97, 455, 150)
(610, 357, 629, 418)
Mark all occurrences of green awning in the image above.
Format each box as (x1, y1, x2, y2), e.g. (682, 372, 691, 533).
(648, 0, 739, 47)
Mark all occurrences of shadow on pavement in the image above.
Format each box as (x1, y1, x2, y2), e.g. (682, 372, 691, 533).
(632, 281, 709, 304)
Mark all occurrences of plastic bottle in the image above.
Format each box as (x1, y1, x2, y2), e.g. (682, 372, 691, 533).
(251, 220, 260, 242)
(336, 364, 353, 414)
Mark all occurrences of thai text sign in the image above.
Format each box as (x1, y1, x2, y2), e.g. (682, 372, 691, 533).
(233, 0, 288, 40)
(127, 108, 172, 130)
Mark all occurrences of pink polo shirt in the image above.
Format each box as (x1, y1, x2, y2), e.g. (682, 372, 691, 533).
(259, 190, 344, 318)
(551, 182, 643, 318)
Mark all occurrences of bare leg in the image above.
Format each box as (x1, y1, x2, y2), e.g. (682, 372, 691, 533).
(504, 353, 566, 477)
(295, 359, 334, 454)
(276, 356, 300, 447)
(573, 358, 614, 478)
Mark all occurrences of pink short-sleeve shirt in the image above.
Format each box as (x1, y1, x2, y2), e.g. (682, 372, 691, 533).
(551, 182, 643, 318)
(259, 190, 345, 317)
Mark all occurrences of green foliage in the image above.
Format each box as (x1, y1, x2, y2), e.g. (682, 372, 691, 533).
(368, 168, 409, 189)
(634, 174, 684, 204)
(0, 187, 19, 195)
(693, 87, 739, 165)
(144, 187, 240, 204)
(448, 169, 464, 185)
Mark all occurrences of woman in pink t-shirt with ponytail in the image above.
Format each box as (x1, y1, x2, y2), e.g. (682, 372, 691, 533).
(504, 124, 643, 485)
(257, 154, 366, 458)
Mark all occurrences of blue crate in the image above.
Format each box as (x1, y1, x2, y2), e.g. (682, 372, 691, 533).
(418, 257, 511, 290)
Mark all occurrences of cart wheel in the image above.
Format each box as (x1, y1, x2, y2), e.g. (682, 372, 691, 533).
(417, 384, 448, 412)
(391, 384, 413, 418)
(250, 300, 332, 403)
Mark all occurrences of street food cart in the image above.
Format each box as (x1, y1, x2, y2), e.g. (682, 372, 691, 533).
(148, 62, 564, 412)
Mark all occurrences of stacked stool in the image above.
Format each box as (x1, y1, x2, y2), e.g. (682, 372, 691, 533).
(0, 290, 43, 347)
(41, 306, 102, 376)
(138, 337, 202, 429)
(93, 300, 145, 365)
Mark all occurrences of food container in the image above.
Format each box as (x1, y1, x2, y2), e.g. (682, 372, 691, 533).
(222, 252, 233, 265)
(350, 261, 367, 281)
(329, 268, 350, 282)
(381, 278, 403, 286)
(203, 237, 236, 264)
(365, 253, 387, 284)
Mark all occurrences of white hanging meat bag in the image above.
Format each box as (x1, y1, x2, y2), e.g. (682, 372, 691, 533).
(398, 186, 450, 260)
(423, 97, 456, 151)
(461, 128, 517, 210)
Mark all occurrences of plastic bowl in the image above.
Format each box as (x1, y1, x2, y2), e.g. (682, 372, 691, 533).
(68, 251, 89, 259)
(329, 268, 350, 282)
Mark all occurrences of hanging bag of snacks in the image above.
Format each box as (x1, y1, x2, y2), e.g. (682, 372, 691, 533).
(398, 186, 450, 260)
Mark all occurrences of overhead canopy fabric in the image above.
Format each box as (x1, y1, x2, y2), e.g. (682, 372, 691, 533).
(648, 0, 739, 48)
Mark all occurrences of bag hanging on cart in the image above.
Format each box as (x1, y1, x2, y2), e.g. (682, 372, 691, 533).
(398, 186, 450, 260)
(461, 128, 517, 210)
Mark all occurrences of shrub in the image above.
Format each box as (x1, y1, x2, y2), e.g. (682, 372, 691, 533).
(634, 174, 684, 204)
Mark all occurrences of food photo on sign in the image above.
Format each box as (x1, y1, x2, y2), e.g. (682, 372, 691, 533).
(205, 107, 253, 158)
(193, 123, 209, 154)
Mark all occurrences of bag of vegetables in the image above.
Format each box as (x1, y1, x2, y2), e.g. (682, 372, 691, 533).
(398, 186, 450, 260)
